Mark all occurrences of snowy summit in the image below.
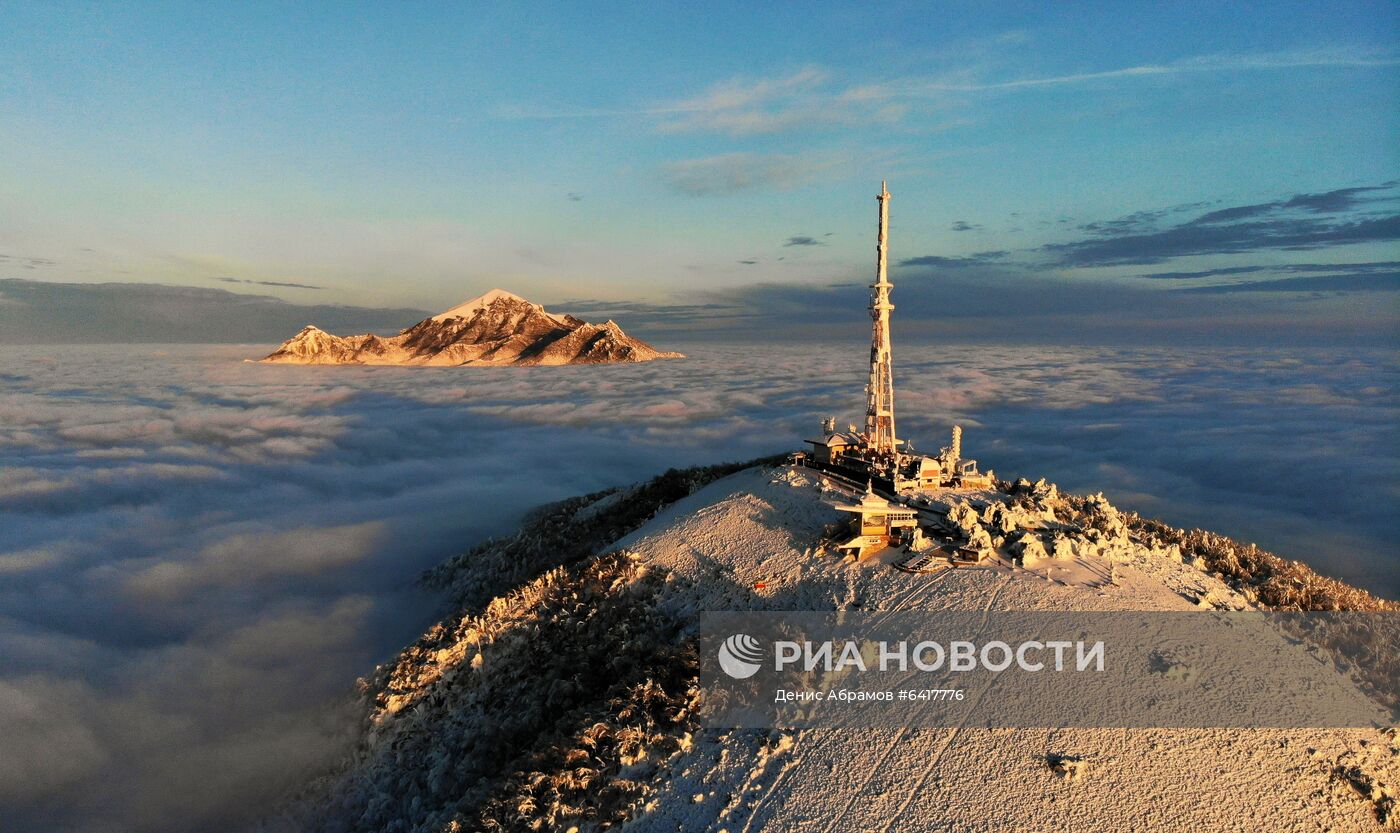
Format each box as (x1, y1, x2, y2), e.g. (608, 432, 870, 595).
(272, 461, 1398, 832)
(429, 288, 559, 324)
(260, 289, 683, 366)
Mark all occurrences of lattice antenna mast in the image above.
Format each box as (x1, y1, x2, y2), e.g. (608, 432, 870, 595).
(864, 180, 898, 455)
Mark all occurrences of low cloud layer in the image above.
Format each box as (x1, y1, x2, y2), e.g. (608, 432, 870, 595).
(657, 274, 1395, 346)
(899, 251, 1008, 269)
(661, 152, 837, 196)
(1043, 183, 1400, 266)
(1133, 261, 1400, 281)
(1175, 270, 1400, 293)
(0, 340, 1395, 830)
(0, 280, 429, 344)
(213, 276, 324, 290)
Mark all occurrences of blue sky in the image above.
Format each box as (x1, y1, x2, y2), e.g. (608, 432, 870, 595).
(0, 2, 1396, 336)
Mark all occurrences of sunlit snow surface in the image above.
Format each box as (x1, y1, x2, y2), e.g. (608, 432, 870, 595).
(0, 340, 1395, 830)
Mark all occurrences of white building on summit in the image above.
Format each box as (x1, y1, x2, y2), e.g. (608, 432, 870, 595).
(830, 480, 919, 559)
(803, 182, 993, 494)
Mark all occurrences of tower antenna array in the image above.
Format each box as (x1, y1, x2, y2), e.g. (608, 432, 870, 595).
(864, 180, 898, 456)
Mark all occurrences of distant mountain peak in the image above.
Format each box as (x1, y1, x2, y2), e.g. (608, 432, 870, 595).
(260, 288, 683, 367)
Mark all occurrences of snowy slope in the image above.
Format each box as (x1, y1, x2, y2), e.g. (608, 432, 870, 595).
(276, 463, 1397, 833)
(429, 288, 562, 323)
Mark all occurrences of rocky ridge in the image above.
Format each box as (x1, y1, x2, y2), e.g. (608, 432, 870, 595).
(260, 289, 684, 366)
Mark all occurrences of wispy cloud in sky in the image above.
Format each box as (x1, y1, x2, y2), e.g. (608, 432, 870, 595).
(888, 47, 1400, 96)
(661, 152, 841, 196)
(498, 47, 1400, 135)
(653, 66, 908, 136)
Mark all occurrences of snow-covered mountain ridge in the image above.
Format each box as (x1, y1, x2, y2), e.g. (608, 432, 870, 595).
(259, 289, 684, 366)
(271, 461, 1398, 832)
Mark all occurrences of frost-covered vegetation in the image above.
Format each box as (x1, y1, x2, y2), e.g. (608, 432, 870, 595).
(277, 552, 696, 833)
(1134, 521, 1396, 613)
(1003, 478, 1398, 613)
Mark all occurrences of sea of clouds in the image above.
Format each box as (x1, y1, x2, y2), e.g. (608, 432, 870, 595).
(0, 341, 1395, 831)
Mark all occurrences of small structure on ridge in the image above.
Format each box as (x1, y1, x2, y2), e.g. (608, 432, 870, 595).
(832, 481, 919, 560)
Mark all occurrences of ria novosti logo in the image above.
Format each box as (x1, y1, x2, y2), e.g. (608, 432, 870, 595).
(718, 633, 764, 679)
(716, 632, 1108, 680)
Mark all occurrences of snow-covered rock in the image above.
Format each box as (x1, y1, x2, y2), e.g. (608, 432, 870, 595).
(965, 524, 995, 555)
(1015, 531, 1049, 566)
(260, 289, 684, 366)
(946, 501, 982, 536)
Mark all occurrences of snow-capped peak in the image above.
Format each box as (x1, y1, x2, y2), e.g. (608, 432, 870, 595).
(261, 286, 683, 366)
(431, 288, 535, 322)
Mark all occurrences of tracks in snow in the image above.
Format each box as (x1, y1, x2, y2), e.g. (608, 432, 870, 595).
(872, 573, 1013, 833)
(732, 560, 997, 832)
(879, 564, 954, 612)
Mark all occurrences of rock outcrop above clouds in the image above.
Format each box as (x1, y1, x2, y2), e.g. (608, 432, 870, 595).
(260, 288, 684, 366)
